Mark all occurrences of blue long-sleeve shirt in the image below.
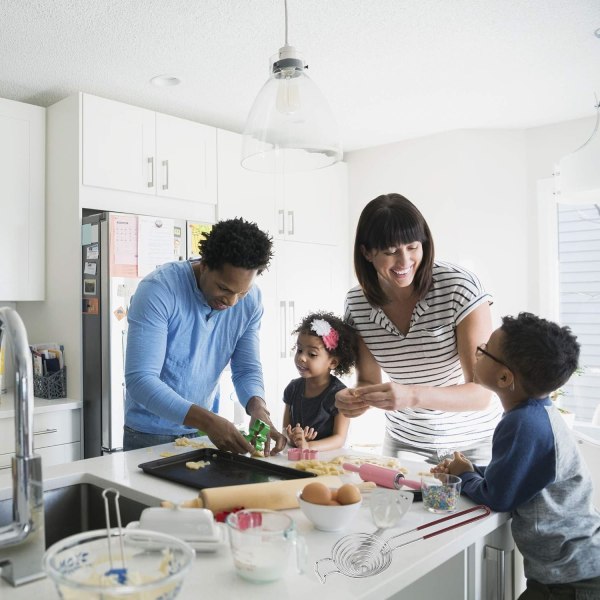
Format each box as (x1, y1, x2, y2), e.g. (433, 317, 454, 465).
(124, 261, 265, 435)
(460, 398, 600, 584)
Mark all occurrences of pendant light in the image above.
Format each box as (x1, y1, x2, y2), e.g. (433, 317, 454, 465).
(554, 98, 600, 203)
(241, 0, 342, 173)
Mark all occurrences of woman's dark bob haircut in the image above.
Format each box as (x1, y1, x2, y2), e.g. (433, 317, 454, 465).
(354, 194, 435, 306)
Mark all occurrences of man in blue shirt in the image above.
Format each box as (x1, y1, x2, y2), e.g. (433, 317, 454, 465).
(124, 218, 285, 454)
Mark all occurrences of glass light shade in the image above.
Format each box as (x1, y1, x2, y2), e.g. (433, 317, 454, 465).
(554, 105, 600, 203)
(242, 50, 342, 173)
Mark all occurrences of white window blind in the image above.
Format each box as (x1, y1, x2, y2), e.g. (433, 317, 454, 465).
(557, 203, 600, 421)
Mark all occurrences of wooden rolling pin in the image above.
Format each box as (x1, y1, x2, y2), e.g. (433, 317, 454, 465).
(164, 475, 342, 514)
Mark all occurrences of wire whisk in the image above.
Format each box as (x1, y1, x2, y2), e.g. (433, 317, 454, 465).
(315, 504, 491, 583)
(102, 487, 128, 584)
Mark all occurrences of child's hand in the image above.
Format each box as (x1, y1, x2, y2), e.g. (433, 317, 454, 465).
(431, 451, 475, 476)
(288, 423, 317, 449)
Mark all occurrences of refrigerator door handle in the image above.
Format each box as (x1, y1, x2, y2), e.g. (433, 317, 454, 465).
(147, 157, 155, 188)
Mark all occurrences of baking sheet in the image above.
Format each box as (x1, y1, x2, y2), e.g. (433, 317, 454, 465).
(138, 449, 316, 490)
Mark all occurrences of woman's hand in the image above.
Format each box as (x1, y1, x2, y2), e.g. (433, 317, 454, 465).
(335, 387, 370, 418)
(351, 382, 416, 411)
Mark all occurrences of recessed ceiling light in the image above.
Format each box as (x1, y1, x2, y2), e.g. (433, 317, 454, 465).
(150, 75, 181, 87)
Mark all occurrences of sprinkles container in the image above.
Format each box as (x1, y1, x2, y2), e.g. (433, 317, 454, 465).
(421, 474, 461, 513)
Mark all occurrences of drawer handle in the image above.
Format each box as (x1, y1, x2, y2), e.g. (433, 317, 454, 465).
(33, 428, 58, 436)
(0, 464, 11, 471)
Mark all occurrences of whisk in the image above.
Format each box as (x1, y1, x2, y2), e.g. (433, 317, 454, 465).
(102, 487, 128, 584)
(314, 504, 491, 583)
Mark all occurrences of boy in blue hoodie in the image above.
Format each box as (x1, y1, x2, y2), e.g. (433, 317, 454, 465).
(433, 312, 600, 599)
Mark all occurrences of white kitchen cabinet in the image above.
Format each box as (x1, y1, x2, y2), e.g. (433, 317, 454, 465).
(82, 94, 217, 205)
(0, 97, 45, 301)
(217, 128, 277, 233)
(0, 405, 81, 470)
(217, 128, 346, 245)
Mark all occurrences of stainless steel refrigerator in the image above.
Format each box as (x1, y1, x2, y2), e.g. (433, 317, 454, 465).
(81, 212, 211, 457)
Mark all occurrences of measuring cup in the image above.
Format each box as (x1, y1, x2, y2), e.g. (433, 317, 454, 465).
(225, 509, 306, 583)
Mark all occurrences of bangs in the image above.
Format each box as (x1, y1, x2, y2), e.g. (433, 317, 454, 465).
(363, 209, 427, 250)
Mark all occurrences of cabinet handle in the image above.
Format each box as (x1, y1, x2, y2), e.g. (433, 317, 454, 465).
(147, 157, 155, 188)
(278, 210, 285, 235)
(288, 301, 295, 357)
(287, 211, 294, 235)
(0, 464, 11, 471)
(484, 545, 505, 600)
(162, 159, 169, 191)
(280, 301, 287, 358)
(33, 428, 58, 436)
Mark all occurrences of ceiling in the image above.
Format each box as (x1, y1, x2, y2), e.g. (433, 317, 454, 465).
(1, 0, 599, 152)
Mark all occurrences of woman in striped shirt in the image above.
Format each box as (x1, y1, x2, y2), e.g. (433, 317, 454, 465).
(336, 194, 502, 464)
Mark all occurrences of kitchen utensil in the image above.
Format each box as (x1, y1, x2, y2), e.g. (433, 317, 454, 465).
(138, 448, 316, 490)
(343, 462, 421, 490)
(297, 490, 362, 532)
(102, 487, 127, 582)
(125, 505, 227, 552)
(225, 509, 307, 583)
(421, 473, 462, 513)
(348, 489, 413, 565)
(314, 504, 491, 583)
(176, 475, 343, 514)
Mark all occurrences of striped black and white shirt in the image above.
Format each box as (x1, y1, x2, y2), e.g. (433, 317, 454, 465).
(345, 261, 502, 451)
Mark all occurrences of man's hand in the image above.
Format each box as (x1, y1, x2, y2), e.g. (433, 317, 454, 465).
(246, 396, 286, 456)
(184, 405, 254, 454)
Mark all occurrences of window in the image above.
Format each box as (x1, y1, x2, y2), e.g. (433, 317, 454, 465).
(556, 203, 600, 422)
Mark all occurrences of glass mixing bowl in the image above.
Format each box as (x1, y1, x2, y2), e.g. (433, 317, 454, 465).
(43, 528, 195, 599)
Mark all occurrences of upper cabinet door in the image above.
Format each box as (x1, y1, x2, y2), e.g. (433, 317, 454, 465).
(216, 129, 276, 235)
(156, 113, 217, 205)
(82, 94, 155, 194)
(275, 162, 346, 246)
(0, 98, 45, 300)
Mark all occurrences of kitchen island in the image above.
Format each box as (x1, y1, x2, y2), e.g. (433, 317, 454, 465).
(0, 443, 514, 599)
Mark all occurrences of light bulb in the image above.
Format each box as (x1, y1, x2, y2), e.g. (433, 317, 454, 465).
(276, 69, 301, 115)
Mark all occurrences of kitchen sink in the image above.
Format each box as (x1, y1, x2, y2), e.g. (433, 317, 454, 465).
(0, 480, 154, 549)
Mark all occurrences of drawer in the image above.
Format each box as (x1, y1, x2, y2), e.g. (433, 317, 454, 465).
(0, 408, 81, 454)
(0, 442, 81, 472)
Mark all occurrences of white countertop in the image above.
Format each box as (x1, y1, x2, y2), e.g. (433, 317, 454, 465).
(0, 391, 82, 418)
(0, 443, 510, 599)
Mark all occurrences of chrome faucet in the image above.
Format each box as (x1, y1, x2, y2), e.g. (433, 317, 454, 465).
(0, 307, 45, 585)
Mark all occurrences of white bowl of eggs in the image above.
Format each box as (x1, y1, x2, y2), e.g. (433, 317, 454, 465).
(297, 482, 363, 532)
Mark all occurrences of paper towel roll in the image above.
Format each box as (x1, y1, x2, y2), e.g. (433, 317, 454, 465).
(175, 475, 343, 514)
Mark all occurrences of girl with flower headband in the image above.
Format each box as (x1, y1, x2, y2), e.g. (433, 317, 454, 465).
(283, 311, 359, 450)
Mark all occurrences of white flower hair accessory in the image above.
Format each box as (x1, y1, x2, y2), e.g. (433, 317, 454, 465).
(310, 318, 339, 351)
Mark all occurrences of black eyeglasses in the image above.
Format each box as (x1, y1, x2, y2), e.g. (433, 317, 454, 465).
(475, 344, 512, 370)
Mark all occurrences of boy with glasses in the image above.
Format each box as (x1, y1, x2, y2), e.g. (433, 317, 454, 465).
(433, 312, 600, 599)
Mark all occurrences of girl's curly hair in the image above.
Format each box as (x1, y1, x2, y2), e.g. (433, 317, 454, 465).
(198, 218, 273, 273)
(293, 311, 359, 376)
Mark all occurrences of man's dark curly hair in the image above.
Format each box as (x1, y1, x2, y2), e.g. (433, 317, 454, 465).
(198, 218, 273, 273)
(293, 311, 359, 377)
(500, 312, 580, 398)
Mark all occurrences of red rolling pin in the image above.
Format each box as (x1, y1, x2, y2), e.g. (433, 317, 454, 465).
(343, 462, 421, 490)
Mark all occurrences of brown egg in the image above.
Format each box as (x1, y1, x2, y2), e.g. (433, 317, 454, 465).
(336, 483, 362, 505)
(327, 500, 341, 506)
(301, 482, 332, 505)
(330, 488, 338, 502)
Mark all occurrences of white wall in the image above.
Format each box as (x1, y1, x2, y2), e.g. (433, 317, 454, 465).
(344, 116, 596, 325)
